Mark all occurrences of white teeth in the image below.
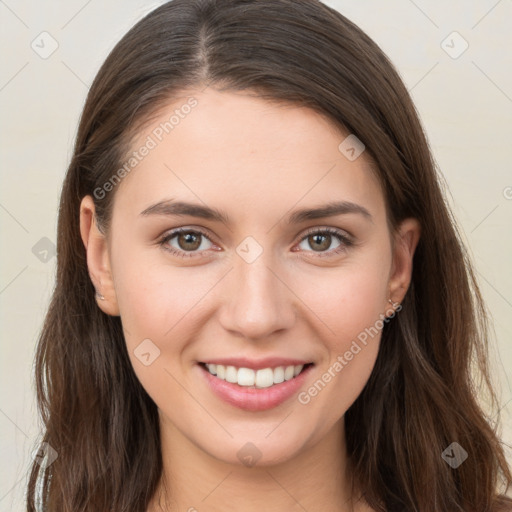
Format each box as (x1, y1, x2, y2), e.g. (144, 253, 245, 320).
(284, 366, 295, 381)
(216, 364, 225, 380)
(225, 365, 238, 383)
(273, 366, 285, 384)
(204, 363, 307, 387)
(237, 367, 255, 386)
(255, 368, 274, 388)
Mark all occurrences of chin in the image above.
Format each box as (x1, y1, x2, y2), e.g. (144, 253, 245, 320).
(203, 427, 314, 468)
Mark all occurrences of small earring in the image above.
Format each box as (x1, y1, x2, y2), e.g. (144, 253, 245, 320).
(95, 291, 105, 301)
(388, 298, 400, 308)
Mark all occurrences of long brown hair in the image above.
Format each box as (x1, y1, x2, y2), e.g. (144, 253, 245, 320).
(27, 1, 511, 510)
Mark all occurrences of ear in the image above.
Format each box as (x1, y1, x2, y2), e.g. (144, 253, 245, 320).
(79, 195, 120, 316)
(387, 217, 421, 306)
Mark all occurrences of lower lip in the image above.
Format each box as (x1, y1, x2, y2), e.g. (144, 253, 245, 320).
(199, 364, 313, 412)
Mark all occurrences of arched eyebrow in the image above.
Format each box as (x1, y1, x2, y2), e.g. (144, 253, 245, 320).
(140, 200, 230, 223)
(139, 199, 372, 224)
(286, 201, 372, 224)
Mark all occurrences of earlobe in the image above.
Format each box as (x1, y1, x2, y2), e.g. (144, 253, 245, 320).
(387, 218, 421, 305)
(79, 195, 120, 316)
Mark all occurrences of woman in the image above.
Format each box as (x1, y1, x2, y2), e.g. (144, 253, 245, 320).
(27, 0, 511, 510)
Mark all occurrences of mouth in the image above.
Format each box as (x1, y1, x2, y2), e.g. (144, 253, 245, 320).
(198, 360, 314, 411)
(198, 362, 314, 389)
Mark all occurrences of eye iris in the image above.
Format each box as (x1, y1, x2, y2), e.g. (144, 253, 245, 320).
(178, 232, 201, 251)
(309, 233, 330, 251)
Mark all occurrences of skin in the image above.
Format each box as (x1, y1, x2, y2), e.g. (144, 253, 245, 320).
(80, 87, 420, 511)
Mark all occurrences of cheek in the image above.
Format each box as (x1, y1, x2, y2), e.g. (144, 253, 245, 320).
(294, 256, 388, 417)
(113, 249, 216, 345)
(112, 258, 215, 405)
(299, 255, 390, 346)
(302, 340, 380, 433)
(297, 287, 382, 428)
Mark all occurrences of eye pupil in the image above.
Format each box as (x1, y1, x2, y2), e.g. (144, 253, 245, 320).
(178, 232, 201, 250)
(309, 233, 330, 251)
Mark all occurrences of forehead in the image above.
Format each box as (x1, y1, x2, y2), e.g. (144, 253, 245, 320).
(113, 88, 385, 224)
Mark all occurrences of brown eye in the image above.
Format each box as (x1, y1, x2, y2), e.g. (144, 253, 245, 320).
(159, 228, 215, 258)
(176, 231, 202, 251)
(307, 233, 333, 252)
(295, 228, 352, 257)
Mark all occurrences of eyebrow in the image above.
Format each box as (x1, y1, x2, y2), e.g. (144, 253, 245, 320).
(287, 200, 372, 224)
(140, 200, 230, 224)
(139, 199, 372, 224)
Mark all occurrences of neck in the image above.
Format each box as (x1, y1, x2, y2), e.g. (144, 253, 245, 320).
(148, 415, 366, 512)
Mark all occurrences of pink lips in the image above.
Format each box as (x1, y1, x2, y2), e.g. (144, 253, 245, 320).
(198, 361, 313, 412)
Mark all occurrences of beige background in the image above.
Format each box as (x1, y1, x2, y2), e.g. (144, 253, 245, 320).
(1, 0, 511, 509)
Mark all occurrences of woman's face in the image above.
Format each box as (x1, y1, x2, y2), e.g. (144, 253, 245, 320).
(82, 87, 419, 466)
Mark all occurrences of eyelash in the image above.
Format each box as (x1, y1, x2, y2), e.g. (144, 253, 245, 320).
(157, 226, 353, 259)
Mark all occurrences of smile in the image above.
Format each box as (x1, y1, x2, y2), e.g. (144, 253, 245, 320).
(202, 363, 310, 388)
(198, 359, 314, 411)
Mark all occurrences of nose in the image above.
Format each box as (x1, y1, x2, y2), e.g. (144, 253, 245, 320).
(218, 252, 296, 341)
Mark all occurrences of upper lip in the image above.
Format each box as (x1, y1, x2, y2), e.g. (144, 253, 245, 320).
(199, 357, 313, 370)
